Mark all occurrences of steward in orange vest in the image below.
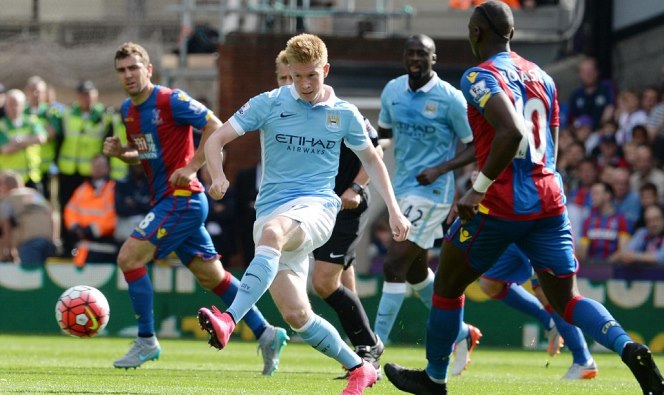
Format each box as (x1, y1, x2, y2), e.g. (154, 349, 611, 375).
(63, 155, 117, 266)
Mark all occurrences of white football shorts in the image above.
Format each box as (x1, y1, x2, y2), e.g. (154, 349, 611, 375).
(253, 196, 339, 279)
(398, 195, 451, 250)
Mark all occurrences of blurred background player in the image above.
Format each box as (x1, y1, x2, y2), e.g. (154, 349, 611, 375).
(385, 3, 663, 394)
(198, 33, 411, 394)
(105, 41, 288, 375)
(373, 34, 481, 368)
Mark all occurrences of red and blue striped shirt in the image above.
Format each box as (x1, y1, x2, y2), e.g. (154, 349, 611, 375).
(460, 52, 565, 220)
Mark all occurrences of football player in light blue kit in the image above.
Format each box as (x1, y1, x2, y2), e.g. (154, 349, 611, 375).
(198, 33, 411, 395)
(374, 34, 482, 375)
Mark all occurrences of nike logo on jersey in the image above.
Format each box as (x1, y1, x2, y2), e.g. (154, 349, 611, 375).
(280, 112, 296, 118)
(329, 253, 345, 259)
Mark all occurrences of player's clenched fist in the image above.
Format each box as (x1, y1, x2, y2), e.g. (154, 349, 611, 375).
(208, 178, 230, 200)
(390, 213, 411, 242)
(103, 136, 122, 157)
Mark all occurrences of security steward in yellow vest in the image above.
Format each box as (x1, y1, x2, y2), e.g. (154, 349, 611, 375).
(57, 81, 116, 257)
(0, 89, 47, 191)
(24, 77, 63, 200)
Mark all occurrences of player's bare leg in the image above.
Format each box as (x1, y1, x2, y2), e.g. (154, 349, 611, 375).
(273, 270, 377, 393)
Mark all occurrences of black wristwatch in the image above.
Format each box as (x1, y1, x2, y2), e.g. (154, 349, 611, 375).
(349, 182, 365, 195)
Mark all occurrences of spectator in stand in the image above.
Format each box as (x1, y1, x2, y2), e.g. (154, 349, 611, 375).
(199, 162, 238, 262)
(570, 115, 595, 154)
(610, 204, 664, 266)
(634, 183, 659, 230)
(556, 140, 585, 189)
(0, 89, 47, 192)
(577, 182, 630, 264)
(630, 145, 664, 203)
(114, 163, 151, 244)
(0, 170, 55, 266)
(615, 89, 648, 145)
(58, 80, 126, 257)
(619, 92, 644, 141)
(24, 76, 63, 200)
(610, 167, 642, 231)
(646, 87, 664, 154)
(46, 84, 67, 114)
(631, 124, 649, 146)
(641, 86, 659, 120)
(594, 134, 628, 172)
(568, 57, 615, 130)
(566, 158, 598, 236)
(64, 154, 117, 266)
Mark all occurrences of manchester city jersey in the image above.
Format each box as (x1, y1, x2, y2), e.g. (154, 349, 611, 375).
(378, 73, 473, 205)
(229, 85, 370, 218)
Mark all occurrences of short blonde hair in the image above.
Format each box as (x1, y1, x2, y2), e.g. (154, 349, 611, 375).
(115, 42, 150, 66)
(285, 34, 327, 67)
(275, 49, 289, 67)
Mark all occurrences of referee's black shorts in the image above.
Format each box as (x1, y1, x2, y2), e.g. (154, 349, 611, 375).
(313, 194, 369, 268)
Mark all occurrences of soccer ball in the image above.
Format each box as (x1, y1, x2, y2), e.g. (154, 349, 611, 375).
(55, 285, 110, 337)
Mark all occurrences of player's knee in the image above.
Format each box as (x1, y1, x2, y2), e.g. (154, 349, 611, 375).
(116, 248, 144, 271)
(258, 223, 286, 249)
(197, 273, 221, 290)
(281, 307, 310, 329)
(479, 278, 503, 298)
(190, 259, 224, 290)
(311, 276, 335, 298)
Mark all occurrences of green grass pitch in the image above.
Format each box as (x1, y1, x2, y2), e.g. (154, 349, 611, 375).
(0, 334, 658, 394)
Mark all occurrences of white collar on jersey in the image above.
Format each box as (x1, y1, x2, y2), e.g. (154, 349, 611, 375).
(404, 71, 440, 93)
(289, 84, 338, 106)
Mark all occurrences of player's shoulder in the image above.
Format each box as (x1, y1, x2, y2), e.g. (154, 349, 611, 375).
(325, 90, 362, 117)
(460, 66, 496, 89)
(431, 76, 465, 101)
(251, 85, 290, 105)
(169, 87, 195, 103)
(120, 98, 132, 113)
(383, 75, 408, 93)
(330, 95, 359, 112)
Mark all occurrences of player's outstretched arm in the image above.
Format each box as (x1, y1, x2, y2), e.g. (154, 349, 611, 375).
(169, 114, 223, 187)
(353, 144, 410, 241)
(203, 122, 240, 200)
(189, 114, 223, 172)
